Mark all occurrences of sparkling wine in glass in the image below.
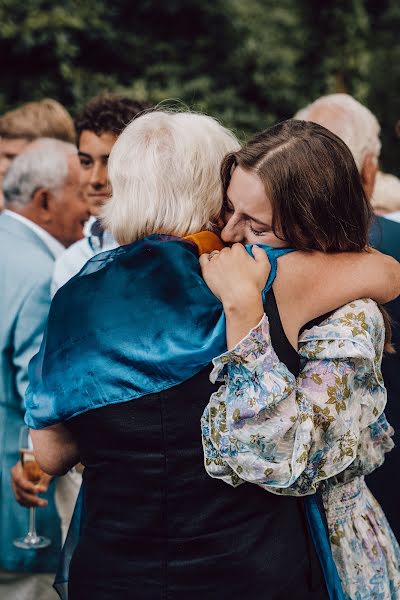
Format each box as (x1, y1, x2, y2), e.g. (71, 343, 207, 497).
(13, 426, 51, 549)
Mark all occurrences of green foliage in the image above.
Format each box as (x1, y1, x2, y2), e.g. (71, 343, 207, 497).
(0, 0, 398, 172)
(367, 0, 400, 175)
(299, 0, 370, 98)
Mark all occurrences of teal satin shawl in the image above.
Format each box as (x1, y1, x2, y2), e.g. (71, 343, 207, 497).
(25, 234, 291, 429)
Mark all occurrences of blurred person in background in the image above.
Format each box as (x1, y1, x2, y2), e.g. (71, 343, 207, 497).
(0, 139, 88, 599)
(295, 93, 381, 199)
(51, 94, 149, 295)
(371, 171, 400, 217)
(0, 98, 76, 210)
(51, 94, 149, 544)
(295, 94, 400, 539)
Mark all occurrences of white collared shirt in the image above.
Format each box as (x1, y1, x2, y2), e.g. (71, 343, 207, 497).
(4, 209, 65, 259)
(383, 211, 400, 223)
(51, 222, 117, 297)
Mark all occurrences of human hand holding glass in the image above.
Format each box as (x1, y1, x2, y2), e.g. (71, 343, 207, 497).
(13, 426, 51, 549)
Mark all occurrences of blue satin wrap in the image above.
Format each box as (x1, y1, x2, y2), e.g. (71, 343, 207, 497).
(25, 234, 292, 429)
(305, 494, 346, 600)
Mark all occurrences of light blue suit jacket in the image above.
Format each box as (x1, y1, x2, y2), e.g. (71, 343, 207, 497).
(0, 212, 61, 572)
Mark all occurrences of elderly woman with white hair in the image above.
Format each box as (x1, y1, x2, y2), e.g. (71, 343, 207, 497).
(25, 110, 400, 599)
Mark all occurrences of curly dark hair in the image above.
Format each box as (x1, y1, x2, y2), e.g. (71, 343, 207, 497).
(75, 95, 150, 140)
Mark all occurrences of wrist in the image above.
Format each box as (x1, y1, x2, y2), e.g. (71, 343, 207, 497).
(224, 295, 264, 350)
(221, 287, 263, 315)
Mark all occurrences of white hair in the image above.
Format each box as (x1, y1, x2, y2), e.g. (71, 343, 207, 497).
(295, 94, 381, 172)
(3, 138, 77, 207)
(102, 110, 240, 245)
(371, 171, 400, 213)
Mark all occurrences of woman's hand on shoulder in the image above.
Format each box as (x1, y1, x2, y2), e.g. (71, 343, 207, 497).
(199, 243, 270, 310)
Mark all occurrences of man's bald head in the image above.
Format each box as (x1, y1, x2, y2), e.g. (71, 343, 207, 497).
(295, 94, 380, 199)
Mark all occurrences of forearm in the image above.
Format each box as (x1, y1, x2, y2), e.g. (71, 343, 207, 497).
(30, 424, 80, 476)
(223, 294, 264, 350)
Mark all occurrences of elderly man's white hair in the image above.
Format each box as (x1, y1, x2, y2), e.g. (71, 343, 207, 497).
(3, 137, 77, 207)
(295, 93, 381, 172)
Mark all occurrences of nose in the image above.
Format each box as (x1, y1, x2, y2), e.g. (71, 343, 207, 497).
(89, 162, 107, 187)
(0, 156, 11, 178)
(220, 216, 243, 244)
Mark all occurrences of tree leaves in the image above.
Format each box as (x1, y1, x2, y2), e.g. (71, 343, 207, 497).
(0, 0, 397, 173)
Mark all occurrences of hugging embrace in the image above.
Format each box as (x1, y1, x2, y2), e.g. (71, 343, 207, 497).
(26, 111, 400, 599)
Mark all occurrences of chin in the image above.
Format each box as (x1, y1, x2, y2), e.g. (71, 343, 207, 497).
(88, 200, 104, 216)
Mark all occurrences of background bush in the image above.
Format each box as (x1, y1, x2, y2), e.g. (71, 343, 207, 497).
(0, 0, 398, 173)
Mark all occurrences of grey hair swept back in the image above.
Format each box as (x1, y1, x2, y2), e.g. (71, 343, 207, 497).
(295, 93, 381, 172)
(3, 138, 77, 207)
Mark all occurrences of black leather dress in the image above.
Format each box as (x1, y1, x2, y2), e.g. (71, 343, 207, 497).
(66, 290, 328, 599)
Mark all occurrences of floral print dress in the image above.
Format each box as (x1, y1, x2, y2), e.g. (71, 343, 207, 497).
(201, 298, 400, 599)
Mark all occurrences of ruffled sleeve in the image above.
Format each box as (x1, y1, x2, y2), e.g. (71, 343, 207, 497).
(202, 299, 392, 495)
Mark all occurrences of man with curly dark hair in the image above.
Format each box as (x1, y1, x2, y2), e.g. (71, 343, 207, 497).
(75, 95, 148, 218)
(51, 94, 149, 295)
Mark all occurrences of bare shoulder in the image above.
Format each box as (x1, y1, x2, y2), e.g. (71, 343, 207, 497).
(272, 252, 387, 339)
(276, 250, 355, 283)
(329, 298, 380, 317)
(274, 250, 333, 302)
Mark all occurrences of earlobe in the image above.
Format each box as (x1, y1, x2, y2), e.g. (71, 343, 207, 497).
(361, 154, 378, 200)
(31, 188, 52, 223)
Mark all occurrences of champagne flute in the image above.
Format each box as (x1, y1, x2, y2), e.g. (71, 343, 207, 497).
(13, 426, 51, 549)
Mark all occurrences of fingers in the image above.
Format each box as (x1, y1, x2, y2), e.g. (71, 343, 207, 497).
(37, 472, 52, 494)
(12, 481, 48, 508)
(11, 462, 37, 493)
(201, 244, 270, 268)
(10, 461, 49, 508)
(199, 253, 210, 271)
(252, 244, 270, 264)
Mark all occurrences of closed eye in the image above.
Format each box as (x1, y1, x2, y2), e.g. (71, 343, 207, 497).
(249, 221, 272, 236)
(250, 225, 268, 236)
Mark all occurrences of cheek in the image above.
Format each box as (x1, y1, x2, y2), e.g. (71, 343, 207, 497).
(261, 231, 289, 248)
(0, 158, 12, 175)
(80, 171, 92, 187)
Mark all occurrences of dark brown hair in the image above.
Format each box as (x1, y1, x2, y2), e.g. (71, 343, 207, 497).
(75, 95, 150, 141)
(221, 119, 393, 349)
(222, 119, 372, 252)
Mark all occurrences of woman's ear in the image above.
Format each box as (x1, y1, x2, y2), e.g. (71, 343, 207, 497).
(361, 154, 378, 200)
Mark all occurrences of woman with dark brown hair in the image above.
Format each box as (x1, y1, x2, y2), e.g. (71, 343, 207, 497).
(201, 119, 400, 599)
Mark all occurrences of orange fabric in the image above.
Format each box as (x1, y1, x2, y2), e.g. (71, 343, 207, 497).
(184, 231, 225, 255)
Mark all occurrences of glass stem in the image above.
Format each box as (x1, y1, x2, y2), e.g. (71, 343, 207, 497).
(28, 507, 37, 538)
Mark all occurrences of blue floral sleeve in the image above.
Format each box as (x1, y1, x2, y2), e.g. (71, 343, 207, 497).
(201, 299, 393, 495)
